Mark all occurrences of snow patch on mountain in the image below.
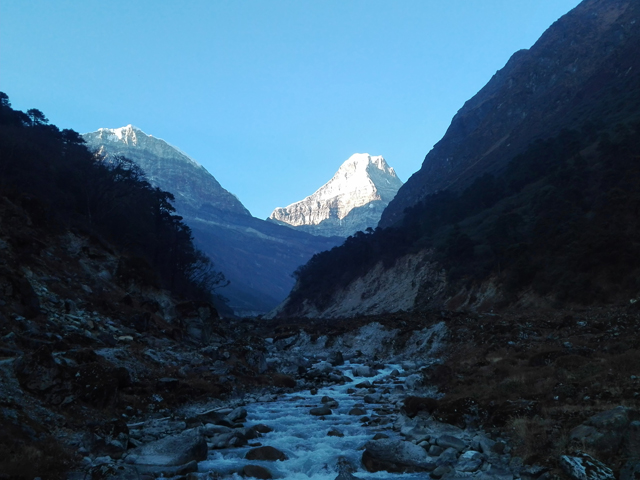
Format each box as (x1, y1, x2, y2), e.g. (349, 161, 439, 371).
(268, 153, 403, 237)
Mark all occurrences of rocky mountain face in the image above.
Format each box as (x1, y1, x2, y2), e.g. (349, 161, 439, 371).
(381, 0, 640, 227)
(83, 127, 340, 316)
(268, 154, 403, 237)
(84, 125, 249, 218)
(276, 0, 640, 318)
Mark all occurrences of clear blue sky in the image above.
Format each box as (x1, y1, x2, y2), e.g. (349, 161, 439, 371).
(1, 0, 581, 219)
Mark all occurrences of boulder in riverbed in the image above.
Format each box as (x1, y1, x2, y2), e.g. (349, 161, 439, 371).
(456, 450, 484, 473)
(245, 446, 288, 462)
(362, 439, 436, 473)
(124, 428, 207, 467)
(243, 465, 273, 479)
(226, 406, 248, 423)
(328, 351, 344, 366)
(436, 434, 466, 452)
(353, 365, 377, 378)
(311, 406, 332, 416)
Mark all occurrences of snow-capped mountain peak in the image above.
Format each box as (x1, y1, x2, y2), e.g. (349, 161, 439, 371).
(268, 153, 403, 237)
(82, 126, 248, 216)
(92, 125, 202, 168)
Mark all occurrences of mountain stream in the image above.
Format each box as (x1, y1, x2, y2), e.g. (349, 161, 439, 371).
(199, 362, 421, 480)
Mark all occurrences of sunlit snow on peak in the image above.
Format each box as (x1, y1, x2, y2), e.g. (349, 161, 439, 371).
(268, 153, 403, 236)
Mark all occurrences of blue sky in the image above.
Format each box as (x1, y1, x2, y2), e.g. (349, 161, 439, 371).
(1, 0, 581, 219)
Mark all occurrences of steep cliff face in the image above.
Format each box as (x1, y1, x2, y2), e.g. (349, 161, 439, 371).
(269, 154, 403, 237)
(84, 127, 340, 315)
(381, 0, 640, 227)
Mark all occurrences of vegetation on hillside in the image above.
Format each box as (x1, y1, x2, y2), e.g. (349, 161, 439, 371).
(291, 121, 640, 309)
(0, 92, 227, 304)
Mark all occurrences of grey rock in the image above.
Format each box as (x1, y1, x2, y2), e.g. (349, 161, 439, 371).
(335, 456, 360, 480)
(243, 465, 273, 479)
(321, 397, 340, 408)
(570, 406, 639, 455)
(589, 406, 635, 430)
(353, 365, 377, 378)
(311, 407, 332, 416)
(405, 374, 423, 390)
(472, 435, 496, 455)
(202, 424, 232, 436)
(226, 406, 248, 423)
(436, 447, 459, 466)
(560, 453, 615, 480)
(362, 438, 436, 473)
(480, 465, 516, 480)
(125, 428, 207, 466)
(428, 445, 444, 456)
(430, 465, 451, 479)
(245, 446, 288, 462)
(436, 434, 466, 452)
(208, 431, 247, 449)
(252, 424, 273, 434)
(404, 427, 430, 444)
(328, 351, 344, 366)
(456, 450, 484, 473)
(133, 460, 199, 477)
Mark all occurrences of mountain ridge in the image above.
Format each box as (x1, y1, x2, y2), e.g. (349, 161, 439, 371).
(83, 127, 341, 315)
(381, 0, 640, 227)
(84, 125, 250, 218)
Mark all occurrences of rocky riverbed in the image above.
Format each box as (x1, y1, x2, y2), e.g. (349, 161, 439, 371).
(68, 357, 526, 480)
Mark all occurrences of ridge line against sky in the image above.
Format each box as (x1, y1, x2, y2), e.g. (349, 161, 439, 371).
(1, 0, 581, 219)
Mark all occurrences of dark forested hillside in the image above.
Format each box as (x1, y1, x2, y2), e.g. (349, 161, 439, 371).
(277, 0, 640, 316)
(0, 93, 228, 307)
(381, 0, 640, 228)
(287, 121, 640, 313)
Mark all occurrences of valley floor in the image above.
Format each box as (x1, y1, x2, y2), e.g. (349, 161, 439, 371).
(2, 297, 639, 479)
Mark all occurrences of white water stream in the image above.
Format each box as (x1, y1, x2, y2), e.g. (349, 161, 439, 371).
(199, 362, 425, 480)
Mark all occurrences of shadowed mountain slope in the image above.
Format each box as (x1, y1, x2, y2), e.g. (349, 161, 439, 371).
(381, 0, 640, 227)
(84, 127, 341, 316)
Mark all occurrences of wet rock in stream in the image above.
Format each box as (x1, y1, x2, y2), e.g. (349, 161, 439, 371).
(245, 446, 288, 461)
(243, 464, 273, 479)
(362, 438, 437, 473)
(124, 427, 207, 467)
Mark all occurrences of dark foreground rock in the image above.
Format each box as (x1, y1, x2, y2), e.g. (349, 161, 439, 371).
(310, 406, 332, 416)
(560, 452, 615, 480)
(245, 446, 288, 461)
(569, 406, 640, 456)
(362, 439, 436, 473)
(243, 464, 273, 479)
(124, 428, 207, 467)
